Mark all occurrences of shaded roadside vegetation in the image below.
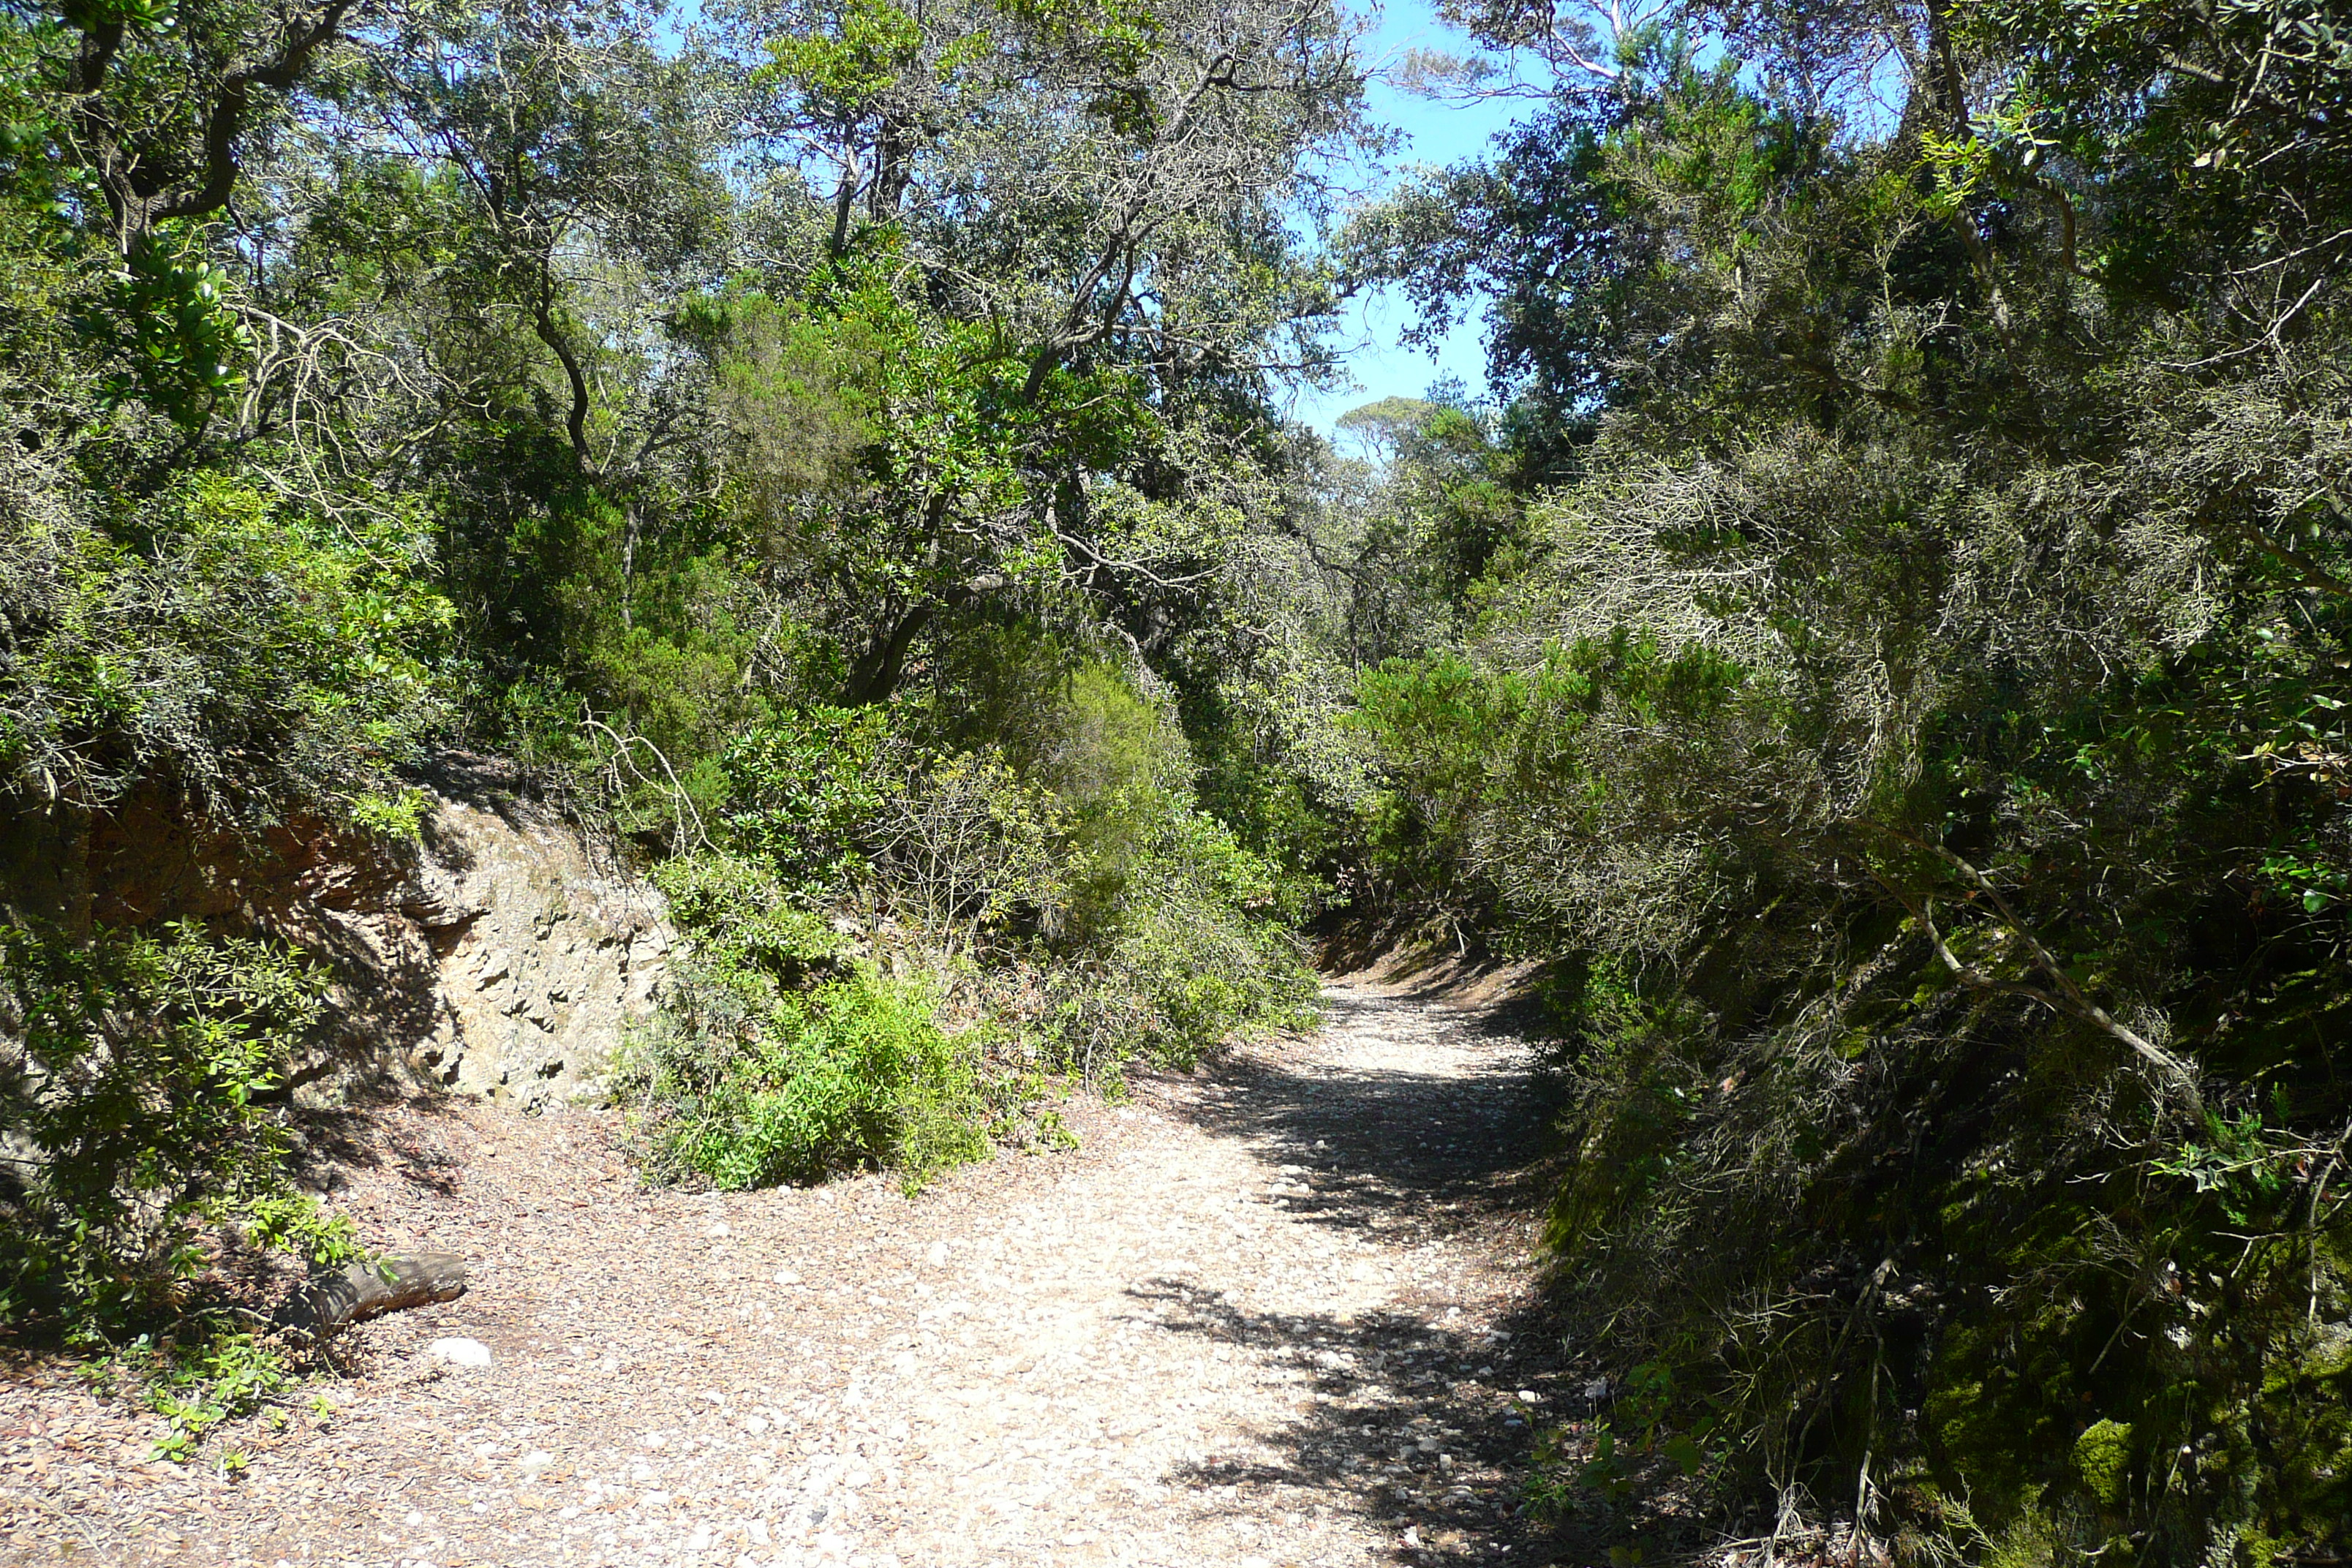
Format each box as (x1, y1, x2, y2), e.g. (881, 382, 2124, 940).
(1323, 1, 2352, 1563)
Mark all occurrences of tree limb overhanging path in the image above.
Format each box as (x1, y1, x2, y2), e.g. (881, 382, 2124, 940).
(4, 979, 1567, 1567)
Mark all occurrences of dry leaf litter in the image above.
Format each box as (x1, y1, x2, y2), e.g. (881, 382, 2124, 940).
(1, 978, 1572, 1568)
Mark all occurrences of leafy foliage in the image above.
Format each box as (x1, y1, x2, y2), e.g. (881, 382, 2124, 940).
(1335, 1, 2352, 1561)
(86, 1322, 306, 1463)
(0, 919, 359, 1333)
(0, 0, 1365, 1354)
(1, 472, 451, 821)
(622, 652, 1317, 1185)
(619, 952, 991, 1192)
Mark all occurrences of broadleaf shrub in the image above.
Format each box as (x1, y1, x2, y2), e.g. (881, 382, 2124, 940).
(0, 472, 451, 823)
(1071, 801, 1319, 1066)
(617, 957, 988, 1191)
(0, 919, 360, 1335)
(624, 666, 1320, 1191)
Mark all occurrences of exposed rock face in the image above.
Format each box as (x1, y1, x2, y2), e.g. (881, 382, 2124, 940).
(399, 781, 671, 1107)
(41, 754, 673, 1109)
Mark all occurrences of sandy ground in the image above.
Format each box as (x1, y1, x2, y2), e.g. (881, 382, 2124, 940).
(2, 976, 1575, 1568)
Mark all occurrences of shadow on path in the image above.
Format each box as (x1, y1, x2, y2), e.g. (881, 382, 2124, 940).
(1181, 986, 1562, 1245)
(1134, 986, 1643, 1566)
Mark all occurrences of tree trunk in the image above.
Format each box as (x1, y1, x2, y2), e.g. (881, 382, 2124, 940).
(843, 603, 935, 706)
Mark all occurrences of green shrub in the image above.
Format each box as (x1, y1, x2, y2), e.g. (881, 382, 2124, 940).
(1047, 661, 1196, 807)
(985, 661, 1322, 1063)
(650, 851, 844, 980)
(85, 1321, 305, 1463)
(1035, 802, 1319, 1069)
(0, 472, 451, 822)
(0, 919, 360, 1335)
(716, 704, 895, 897)
(1109, 845, 1316, 1051)
(870, 749, 1066, 951)
(627, 668, 1317, 1195)
(617, 958, 989, 1191)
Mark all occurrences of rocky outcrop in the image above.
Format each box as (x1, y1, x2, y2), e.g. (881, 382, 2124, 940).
(395, 773, 671, 1107)
(48, 754, 673, 1109)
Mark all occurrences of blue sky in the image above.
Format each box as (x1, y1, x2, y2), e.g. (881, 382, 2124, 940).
(1285, 1, 1531, 436)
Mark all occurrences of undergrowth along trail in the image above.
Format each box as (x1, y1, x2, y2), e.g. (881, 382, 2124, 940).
(1, 977, 1569, 1568)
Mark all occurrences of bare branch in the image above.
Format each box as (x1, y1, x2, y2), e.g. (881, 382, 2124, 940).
(1847, 820, 2204, 1118)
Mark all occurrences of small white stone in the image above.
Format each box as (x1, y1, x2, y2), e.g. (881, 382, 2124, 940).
(705, 1221, 731, 1239)
(774, 1269, 802, 1286)
(926, 1240, 949, 1266)
(428, 1338, 491, 1368)
(519, 1450, 553, 1477)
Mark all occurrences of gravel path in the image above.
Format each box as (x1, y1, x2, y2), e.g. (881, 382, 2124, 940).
(2, 976, 1569, 1568)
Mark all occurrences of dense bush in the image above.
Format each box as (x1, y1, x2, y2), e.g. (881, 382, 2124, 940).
(1, 470, 452, 826)
(619, 654, 1317, 1186)
(1355, 372, 2352, 1565)
(1070, 803, 1319, 1062)
(1335, 6, 2352, 1563)
(0, 919, 358, 1333)
(618, 954, 991, 1191)
(0, 0, 1366, 1365)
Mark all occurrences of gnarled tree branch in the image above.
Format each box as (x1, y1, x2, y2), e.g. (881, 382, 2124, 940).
(1846, 819, 2206, 1119)
(67, 0, 364, 252)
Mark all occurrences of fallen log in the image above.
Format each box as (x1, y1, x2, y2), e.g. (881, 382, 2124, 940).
(278, 1251, 467, 1340)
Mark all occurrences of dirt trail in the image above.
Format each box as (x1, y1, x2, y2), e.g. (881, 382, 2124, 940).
(3, 977, 1568, 1568)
